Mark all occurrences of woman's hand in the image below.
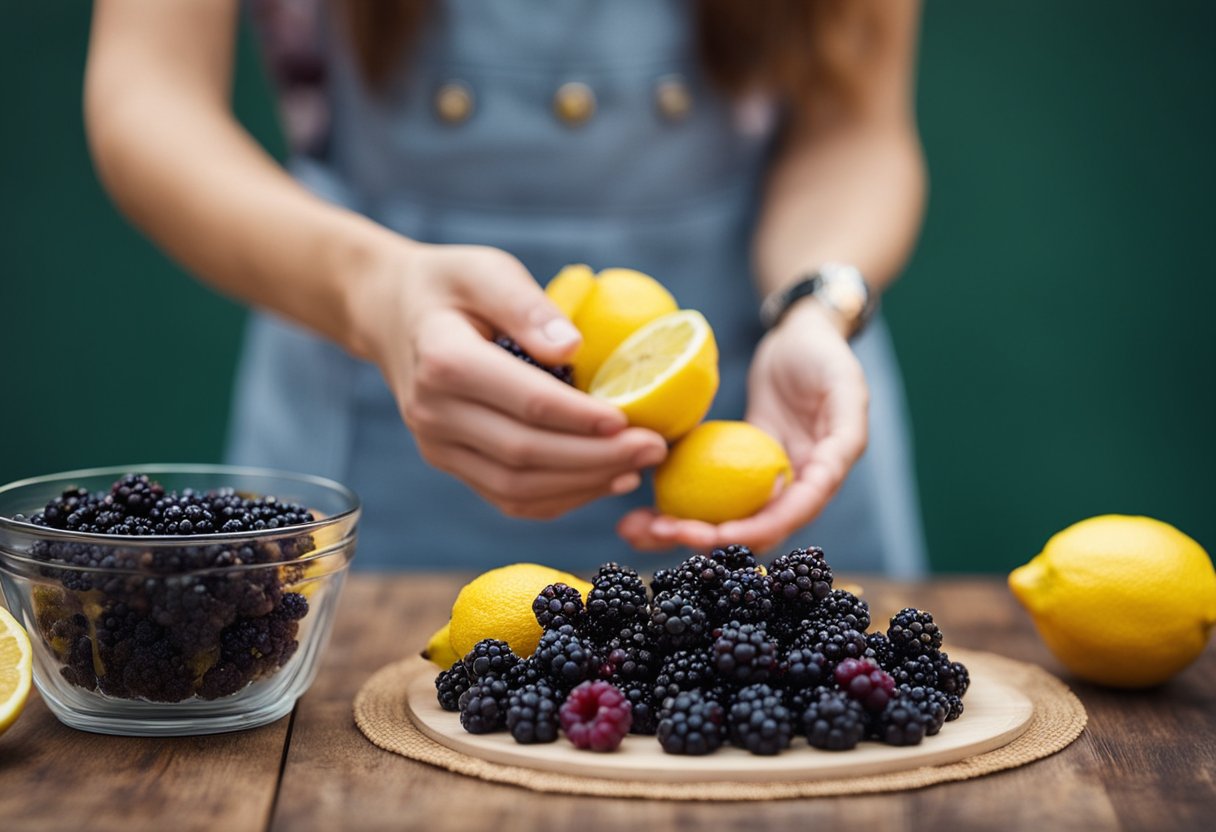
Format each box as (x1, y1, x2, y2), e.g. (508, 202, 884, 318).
(356, 242, 668, 520)
(616, 301, 867, 552)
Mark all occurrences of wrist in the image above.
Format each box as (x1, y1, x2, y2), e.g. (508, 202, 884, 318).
(779, 296, 851, 339)
(341, 223, 423, 364)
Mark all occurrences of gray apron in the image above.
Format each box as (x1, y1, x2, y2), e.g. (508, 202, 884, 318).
(231, 0, 928, 577)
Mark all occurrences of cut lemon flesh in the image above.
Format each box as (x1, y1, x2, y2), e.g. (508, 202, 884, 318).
(589, 309, 718, 441)
(0, 605, 33, 736)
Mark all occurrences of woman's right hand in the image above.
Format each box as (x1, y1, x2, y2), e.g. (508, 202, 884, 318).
(354, 241, 668, 520)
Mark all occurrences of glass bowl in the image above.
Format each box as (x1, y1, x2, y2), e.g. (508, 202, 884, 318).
(0, 464, 359, 736)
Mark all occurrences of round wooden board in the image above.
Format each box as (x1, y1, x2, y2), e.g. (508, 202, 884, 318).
(405, 650, 1034, 782)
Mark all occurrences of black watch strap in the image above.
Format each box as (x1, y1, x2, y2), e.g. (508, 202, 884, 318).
(759, 263, 875, 338)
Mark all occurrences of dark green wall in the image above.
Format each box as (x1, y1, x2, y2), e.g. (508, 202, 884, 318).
(2, 3, 1212, 572)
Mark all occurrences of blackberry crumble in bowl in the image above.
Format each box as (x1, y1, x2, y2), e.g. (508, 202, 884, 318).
(0, 465, 359, 736)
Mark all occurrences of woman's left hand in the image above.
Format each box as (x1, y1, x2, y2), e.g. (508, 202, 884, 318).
(616, 301, 869, 553)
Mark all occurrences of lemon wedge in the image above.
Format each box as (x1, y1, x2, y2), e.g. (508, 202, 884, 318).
(0, 605, 33, 736)
(589, 309, 719, 442)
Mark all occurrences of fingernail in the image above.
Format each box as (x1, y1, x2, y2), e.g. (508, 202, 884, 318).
(541, 317, 580, 347)
(611, 473, 641, 494)
(633, 445, 666, 467)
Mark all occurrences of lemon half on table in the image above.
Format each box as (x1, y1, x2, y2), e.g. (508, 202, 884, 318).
(588, 309, 719, 442)
(0, 606, 33, 736)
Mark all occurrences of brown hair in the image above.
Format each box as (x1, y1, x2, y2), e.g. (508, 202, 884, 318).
(341, 0, 886, 115)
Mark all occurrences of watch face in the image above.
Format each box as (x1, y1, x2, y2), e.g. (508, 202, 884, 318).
(824, 280, 865, 321)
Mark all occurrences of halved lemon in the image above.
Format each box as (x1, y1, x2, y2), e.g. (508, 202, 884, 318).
(588, 309, 719, 441)
(0, 605, 33, 736)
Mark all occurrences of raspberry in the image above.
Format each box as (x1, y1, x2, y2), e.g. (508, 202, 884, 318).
(462, 638, 519, 680)
(458, 675, 510, 734)
(710, 621, 778, 685)
(533, 625, 595, 689)
(532, 583, 586, 631)
(435, 660, 472, 712)
(768, 546, 833, 610)
(648, 590, 709, 650)
(656, 689, 726, 755)
(833, 657, 896, 712)
(506, 682, 562, 744)
(802, 689, 867, 751)
(728, 683, 793, 755)
(559, 680, 633, 751)
(887, 608, 943, 658)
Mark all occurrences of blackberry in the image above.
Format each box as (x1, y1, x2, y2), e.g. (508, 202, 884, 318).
(875, 695, 929, 746)
(864, 631, 896, 671)
(709, 568, 775, 625)
(586, 563, 648, 634)
(619, 679, 659, 735)
(891, 654, 939, 690)
(504, 657, 547, 691)
(494, 335, 574, 385)
(435, 660, 473, 712)
(506, 682, 562, 744)
(463, 638, 520, 680)
(110, 473, 164, 516)
(533, 625, 595, 689)
(803, 689, 868, 751)
(656, 689, 726, 755)
(648, 590, 709, 650)
(777, 645, 829, 691)
(728, 683, 793, 755)
(900, 685, 948, 736)
(768, 546, 833, 610)
(833, 657, 896, 712)
(673, 555, 730, 603)
(807, 589, 871, 632)
(785, 683, 835, 718)
(934, 654, 970, 698)
(559, 680, 633, 751)
(458, 675, 510, 734)
(705, 682, 736, 711)
(799, 623, 867, 668)
(650, 568, 680, 595)
(710, 621, 778, 686)
(532, 583, 586, 631)
(708, 544, 757, 571)
(652, 649, 714, 701)
(943, 694, 965, 721)
(597, 619, 659, 683)
(887, 608, 943, 658)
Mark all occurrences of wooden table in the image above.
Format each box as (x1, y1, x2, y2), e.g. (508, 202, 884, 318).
(2, 576, 1213, 831)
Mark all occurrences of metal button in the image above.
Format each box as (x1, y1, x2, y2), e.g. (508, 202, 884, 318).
(553, 82, 596, 126)
(434, 81, 474, 124)
(655, 76, 693, 122)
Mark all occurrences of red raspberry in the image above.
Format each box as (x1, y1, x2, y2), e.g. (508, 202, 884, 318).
(559, 680, 633, 751)
(834, 657, 896, 712)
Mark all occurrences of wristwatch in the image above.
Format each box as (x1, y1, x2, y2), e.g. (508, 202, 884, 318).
(759, 262, 876, 339)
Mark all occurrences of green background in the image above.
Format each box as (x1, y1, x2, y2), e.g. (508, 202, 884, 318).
(2, 3, 1213, 572)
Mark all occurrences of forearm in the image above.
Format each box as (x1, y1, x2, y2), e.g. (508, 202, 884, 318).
(753, 120, 926, 303)
(84, 1, 400, 360)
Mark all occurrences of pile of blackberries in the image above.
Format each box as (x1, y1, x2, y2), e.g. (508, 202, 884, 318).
(436, 546, 969, 755)
(13, 474, 317, 702)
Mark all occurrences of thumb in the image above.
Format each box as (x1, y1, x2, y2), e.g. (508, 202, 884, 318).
(447, 246, 582, 364)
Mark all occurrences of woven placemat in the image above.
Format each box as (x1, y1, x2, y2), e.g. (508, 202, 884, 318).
(353, 649, 1086, 800)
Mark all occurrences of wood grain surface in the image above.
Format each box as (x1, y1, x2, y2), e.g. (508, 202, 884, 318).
(2, 575, 1213, 832)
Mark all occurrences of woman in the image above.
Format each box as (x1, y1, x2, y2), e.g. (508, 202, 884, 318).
(84, 0, 927, 574)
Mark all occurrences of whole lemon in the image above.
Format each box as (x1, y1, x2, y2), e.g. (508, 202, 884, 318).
(420, 620, 461, 669)
(546, 267, 678, 389)
(1009, 515, 1216, 688)
(654, 420, 792, 524)
(449, 563, 592, 658)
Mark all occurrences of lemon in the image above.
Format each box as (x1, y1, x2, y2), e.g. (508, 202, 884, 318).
(546, 266, 679, 389)
(653, 420, 792, 523)
(1009, 515, 1216, 688)
(421, 621, 462, 669)
(449, 563, 592, 658)
(589, 310, 719, 441)
(0, 605, 33, 736)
